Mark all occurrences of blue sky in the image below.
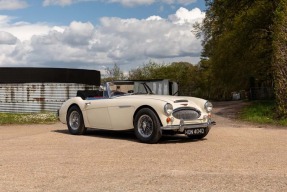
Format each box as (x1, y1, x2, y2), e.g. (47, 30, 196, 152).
(0, 0, 206, 74)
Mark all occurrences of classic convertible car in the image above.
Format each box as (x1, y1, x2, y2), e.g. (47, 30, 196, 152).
(58, 82, 215, 143)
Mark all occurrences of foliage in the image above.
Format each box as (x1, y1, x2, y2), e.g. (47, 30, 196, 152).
(201, 0, 287, 118)
(128, 61, 164, 80)
(271, 0, 287, 118)
(201, 0, 274, 100)
(240, 100, 287, 126)
(128, 61, 202, 96)
(0, 112, 58, 125)
(99, 61, 207, 97)
(102, 63, 126, 83)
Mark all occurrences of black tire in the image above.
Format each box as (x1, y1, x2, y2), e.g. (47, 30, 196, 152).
(134, 108, 162, 144)
(187, 128, 210, 140)
(67, 106, 86, 135)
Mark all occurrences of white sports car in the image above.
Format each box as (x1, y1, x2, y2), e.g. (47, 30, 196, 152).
(58, 82, 215, 143)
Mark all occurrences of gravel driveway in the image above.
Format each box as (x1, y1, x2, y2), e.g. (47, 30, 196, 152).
(0, 101, 286, 191)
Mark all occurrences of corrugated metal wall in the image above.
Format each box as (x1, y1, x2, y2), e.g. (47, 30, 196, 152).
(0, 83, 97, 113)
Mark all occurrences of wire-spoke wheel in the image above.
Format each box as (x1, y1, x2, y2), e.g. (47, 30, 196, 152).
(134, 108, 162, 144)
(137, 115, 153, 138)
(67, 106, 86, 135)
(69, 110, 81, 130)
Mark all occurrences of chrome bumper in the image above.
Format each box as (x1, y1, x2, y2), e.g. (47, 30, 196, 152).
(161, 120, 216, 132)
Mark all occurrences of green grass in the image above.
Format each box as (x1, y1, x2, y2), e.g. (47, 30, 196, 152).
(240, 100, 287, 126)
(0, 112, 58, 125)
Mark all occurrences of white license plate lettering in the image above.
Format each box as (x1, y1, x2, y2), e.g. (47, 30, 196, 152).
(186, 128, 204, 135)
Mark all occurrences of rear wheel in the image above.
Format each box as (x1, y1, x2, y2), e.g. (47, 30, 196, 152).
(134, 108, 162, 144)
(67, 106, 86, 135)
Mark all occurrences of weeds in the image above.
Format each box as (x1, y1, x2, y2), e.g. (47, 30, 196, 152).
(0, 112, 58, 125)
(240, 100, 287, 126)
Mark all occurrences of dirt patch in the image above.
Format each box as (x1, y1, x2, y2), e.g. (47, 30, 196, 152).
(212, 100, 285, 129)
(213, 100, 250, 119)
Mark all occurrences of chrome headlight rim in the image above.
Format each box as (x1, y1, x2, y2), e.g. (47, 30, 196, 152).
(204, 101, 213, 112)
(164, 103, 173, 116)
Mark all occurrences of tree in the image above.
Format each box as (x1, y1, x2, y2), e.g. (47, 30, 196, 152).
(128, 61, 201, 96)
(271, 0, 287, 118)
(201, 0, 274, 100)
(102, 63, 126, 83)
(201, 0, 287, 117)
(128, 61, 163, 80)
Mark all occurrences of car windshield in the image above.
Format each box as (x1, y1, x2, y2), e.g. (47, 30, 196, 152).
(78, 82, 153, 100)
(108, 82, 153, 97)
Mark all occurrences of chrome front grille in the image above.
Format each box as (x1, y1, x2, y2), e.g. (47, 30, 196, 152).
(172, 107, 201, 120)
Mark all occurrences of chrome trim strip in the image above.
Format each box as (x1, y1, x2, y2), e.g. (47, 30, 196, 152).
(119, 105, 132, 108)
(161, 121, 215, 131)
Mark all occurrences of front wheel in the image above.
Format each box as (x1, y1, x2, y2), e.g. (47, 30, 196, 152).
(67, 106, 86, 135)
(134, 108, 162, 144)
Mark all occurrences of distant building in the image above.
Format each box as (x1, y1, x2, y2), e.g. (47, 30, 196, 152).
(0, 68, 100, 113)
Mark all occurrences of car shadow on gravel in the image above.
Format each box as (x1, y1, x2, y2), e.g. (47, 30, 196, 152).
(53, 129, 204, 144)
(159, 136, 206, 144)
(54, 129, 137, 142)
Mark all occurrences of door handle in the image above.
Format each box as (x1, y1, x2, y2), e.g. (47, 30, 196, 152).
(85, 102, 91, 106)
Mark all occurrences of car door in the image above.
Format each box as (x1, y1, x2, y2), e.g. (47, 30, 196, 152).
(108, 101, 135, 130)
(85, 99, 112, 129)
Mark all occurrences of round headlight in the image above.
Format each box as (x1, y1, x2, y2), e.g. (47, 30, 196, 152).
(204, 101, 213, 112)
(164, 103, 173, 116)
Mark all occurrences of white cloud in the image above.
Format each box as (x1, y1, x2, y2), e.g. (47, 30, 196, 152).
(169, 7, 205, 24)
(0, 31, 18, 44)
(0, 0, 28, 10)
(0, 39, 32, 66)
(0, 7, 204, 71)
(0, 15, 12, 25)
(146, 16, 163, 21)
(0, 15, 54, 41)
(62, 21, 94, 45)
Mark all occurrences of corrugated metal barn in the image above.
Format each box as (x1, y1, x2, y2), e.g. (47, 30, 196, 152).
(0, 68, 100, 113)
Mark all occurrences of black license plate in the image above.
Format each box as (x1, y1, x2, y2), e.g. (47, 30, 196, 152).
(185, 128, 205, 135)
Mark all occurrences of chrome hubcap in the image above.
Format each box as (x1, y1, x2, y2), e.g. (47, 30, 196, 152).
(137, 115, 153, 138)
(69, 111, 80, 130)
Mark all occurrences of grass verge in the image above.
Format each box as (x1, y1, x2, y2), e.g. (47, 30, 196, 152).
(0, 112, 58, 125)
(240, 100, 287, 126)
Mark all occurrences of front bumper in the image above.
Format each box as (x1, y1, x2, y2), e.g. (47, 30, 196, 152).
(161, 120, 216, 132)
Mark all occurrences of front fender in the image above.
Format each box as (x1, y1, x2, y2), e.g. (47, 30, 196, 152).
(59, 97, 88, 124)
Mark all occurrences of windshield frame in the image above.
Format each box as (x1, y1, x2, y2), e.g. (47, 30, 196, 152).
(103, 81, 154, 98)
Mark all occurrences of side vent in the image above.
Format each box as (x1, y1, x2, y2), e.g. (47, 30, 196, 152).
(174, 100, 188, 103)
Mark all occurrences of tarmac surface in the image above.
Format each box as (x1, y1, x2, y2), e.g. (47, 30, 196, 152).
(0, 101, 286, 191)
